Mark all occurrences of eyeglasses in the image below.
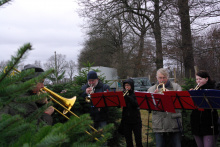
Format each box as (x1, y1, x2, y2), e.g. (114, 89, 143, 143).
(157, 77, 167, 80)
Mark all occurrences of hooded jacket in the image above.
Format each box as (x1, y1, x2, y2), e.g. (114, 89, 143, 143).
(190, 82, 219, 136)
(122, 79, 141, 124)
(147, 80, 182, 133)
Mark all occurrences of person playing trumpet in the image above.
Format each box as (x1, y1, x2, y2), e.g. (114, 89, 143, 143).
(81, 71, 110, 130)
(120, 78, 143, 147)
(190, 70, 219, 147)
(147, 68, 182, 147)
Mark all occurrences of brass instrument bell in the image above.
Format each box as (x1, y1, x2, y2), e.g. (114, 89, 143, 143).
(85, 94, 92, 103)
(156, 83, 166, 93)
(85, 85, 94, 103)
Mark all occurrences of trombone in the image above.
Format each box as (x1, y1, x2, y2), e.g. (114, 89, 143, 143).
(4, 66, 20, 76)
(6, 67, 104, 141)
(41, 88, 104, 141)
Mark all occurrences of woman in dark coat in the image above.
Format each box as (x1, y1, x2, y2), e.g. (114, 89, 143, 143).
(190, 70, 219, 147)
(121, 78, 143, 147)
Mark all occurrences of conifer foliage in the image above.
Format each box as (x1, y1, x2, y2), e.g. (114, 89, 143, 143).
(0, 43, 113, 146)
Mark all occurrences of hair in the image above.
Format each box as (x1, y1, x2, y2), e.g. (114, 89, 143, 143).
(196, 70, 215, 85)
(156, 68, 169, 78)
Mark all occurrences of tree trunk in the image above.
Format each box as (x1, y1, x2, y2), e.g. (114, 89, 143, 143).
(178, 0, 195, 78)
(153, 0, 163, 69)
(133, 32, 145, 77)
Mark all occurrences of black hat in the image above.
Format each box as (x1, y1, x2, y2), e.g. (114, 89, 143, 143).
(87, 71, 98, 80)
(22, 64, 44, 81)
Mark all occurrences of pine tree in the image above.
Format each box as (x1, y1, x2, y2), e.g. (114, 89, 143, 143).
(0, 43, 113, 146)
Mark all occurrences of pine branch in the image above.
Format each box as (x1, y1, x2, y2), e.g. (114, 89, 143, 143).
(0, 43, 33, 83)
(0, 0, 11, 6)
(1, 69, 53, 97)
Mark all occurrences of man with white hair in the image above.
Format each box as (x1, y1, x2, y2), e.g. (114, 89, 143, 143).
(147, 68, 182, 147)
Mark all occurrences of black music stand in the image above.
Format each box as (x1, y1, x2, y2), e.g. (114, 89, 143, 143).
(135, 92, 176, 113)
(91, 91, 126, 108)
(164, 91, 198, 110)
(188, 89, 220, 109)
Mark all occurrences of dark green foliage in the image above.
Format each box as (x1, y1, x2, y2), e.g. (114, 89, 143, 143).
(181, 78, 196, 91)
(0, 44, 112, 146)
(47, 62, 124, 146)
(181, 110, 197, 146)
(181, 78, 197, 146)
(0, 0, 10, 6)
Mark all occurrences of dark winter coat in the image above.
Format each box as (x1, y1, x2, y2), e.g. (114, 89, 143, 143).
(81, 80, 110, 122)
(190, 82, 219, 136)
(122, 79, 141, 124)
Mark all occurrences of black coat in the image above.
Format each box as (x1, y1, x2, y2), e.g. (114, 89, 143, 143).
(190, 82, 219, 136)
(122, 79, 141, 124)
(81, 80, 110, 122)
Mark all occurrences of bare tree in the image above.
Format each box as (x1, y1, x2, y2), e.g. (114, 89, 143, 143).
(67, 60, 77, 82)
(177, 0, 195, 78)
(194, 25, 220, 81)
(34, 60, 42, 68)
(0, 60, 9, 72)
(77, 0, 172, 74)
(44, 52, 68, 84)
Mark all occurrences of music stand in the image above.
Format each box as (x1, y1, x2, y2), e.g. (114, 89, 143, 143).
(164, 91, 198, 110)
(135, 92, 176, 113)
(91, 91, 126, 108)
(188, 89, 220, 109)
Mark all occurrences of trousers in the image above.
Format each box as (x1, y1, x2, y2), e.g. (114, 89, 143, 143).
(155, 132, 181, 147)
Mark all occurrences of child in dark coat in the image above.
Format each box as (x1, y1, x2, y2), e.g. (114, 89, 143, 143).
(121, 78, 143, 147)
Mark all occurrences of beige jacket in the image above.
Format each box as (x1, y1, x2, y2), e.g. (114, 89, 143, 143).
(147, 81, 182, 133)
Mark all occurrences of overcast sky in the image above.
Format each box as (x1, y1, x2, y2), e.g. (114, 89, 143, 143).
(0, 0, 84, 66)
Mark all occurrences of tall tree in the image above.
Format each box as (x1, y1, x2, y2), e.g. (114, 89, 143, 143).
(78, 0, 171, 75)
(178, 0, 195, 78)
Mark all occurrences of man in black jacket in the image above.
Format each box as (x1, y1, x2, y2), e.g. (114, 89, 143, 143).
(81, 71, 110, 129)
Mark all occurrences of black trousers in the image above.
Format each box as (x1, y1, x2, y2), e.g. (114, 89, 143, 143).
(123, 122, 143, 147)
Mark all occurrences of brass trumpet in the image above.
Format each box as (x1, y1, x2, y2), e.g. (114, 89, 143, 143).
(85, 85, 95, 103)
(194, 83, 200, 90)
(123, 89, 129, 96)
(156, 82, 166, 93)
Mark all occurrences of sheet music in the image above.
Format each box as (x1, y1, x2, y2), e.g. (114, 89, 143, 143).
(151, 93, 157, 106)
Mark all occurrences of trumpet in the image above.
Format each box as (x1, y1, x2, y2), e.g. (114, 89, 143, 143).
(85, 85, 95, 103)
(156, 82, 166, 93)
(194, 83, 200, 90)
(123, 89, 129, 96)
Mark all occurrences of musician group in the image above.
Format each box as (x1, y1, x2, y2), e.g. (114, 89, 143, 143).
(83, 68, 219, 147)
(1, 64, 219, 147)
